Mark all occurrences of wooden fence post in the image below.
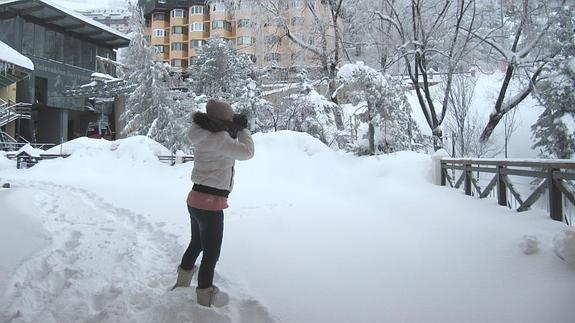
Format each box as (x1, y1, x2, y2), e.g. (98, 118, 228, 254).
(548, 168, 563, 222)
(464, 163, 472, 196)
(496, 165, 507, 207)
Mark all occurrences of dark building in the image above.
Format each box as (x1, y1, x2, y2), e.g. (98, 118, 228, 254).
(0, 0, 130, 144)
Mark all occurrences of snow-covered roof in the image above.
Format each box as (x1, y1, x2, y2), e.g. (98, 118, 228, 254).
(0, 41, 34, 70)
(0, 0, 130, 48)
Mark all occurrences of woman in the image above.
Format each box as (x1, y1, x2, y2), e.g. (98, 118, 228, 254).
(172, 99, 255, 307)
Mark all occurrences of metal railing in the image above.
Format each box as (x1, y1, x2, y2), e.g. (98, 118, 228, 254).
(441, 158, 575, 225)
(0, 131, 55, 151)
(0, 100, 32, 127)
(4, 151, 194, 165)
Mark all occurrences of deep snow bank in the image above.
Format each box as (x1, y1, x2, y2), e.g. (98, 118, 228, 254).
(1, 131, 574, 323)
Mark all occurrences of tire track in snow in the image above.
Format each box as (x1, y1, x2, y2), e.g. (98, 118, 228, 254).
(0, 180, 275, 323)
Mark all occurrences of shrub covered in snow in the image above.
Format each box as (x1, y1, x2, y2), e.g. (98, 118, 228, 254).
(553, 227, 575, 266)
(519, 235, 539, 255)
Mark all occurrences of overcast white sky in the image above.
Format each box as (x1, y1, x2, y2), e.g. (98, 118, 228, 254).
(51, 0, 129, 10)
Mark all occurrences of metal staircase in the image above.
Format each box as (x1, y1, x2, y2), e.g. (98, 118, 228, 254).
(0, 98, 32, 128)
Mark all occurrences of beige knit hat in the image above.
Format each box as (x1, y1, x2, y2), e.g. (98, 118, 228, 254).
(206, 99, 234, 122)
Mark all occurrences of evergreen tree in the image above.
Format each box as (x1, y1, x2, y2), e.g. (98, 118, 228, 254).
(531, 60, 575, 159)
(531, 5, 575, 159)
(187, 36, 269, 131)
(121, 3, 194, 151)
(188, 37, 254, 101)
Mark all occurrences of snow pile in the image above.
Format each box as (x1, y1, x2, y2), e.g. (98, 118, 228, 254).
(0, 40, 34, 70)
(15, 144, 43, 158)
(47, 135, 171, 162)
(519, 235, 539, 255)
(0, 188, 49, 294)
(0, 151, 15, 170)
(337, 61, 379, 82)
(553, 227, 575, 265)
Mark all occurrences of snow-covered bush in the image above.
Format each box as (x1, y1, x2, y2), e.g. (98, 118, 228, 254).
(553, 227, 575, 266)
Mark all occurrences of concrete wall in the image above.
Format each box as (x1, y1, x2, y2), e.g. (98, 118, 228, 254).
(36, 107, 67, 144)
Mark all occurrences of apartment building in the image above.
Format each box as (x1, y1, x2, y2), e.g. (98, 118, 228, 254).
(139, 0, 335, 76)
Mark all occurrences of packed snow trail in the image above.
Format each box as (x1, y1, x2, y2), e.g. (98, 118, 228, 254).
(0, 181, 275, 323)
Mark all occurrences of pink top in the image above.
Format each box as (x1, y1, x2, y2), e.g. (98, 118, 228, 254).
(187, 190, 228, 211)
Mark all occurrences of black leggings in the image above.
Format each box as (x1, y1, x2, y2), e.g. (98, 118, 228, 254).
(180, 206, 224, 288)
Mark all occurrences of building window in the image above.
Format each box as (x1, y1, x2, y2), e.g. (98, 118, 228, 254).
(171, 42, 187, 51)
(22, 21, 34, 55)
(212, 20, 224, 29)
(291, 16, 304, 26)
(33, 24, 45, 57)
(171, 59, 185, 67)
(154, 45, 167, 53)
(212, 20, 231, 31)
(191, 5, 204, 15)
(191, 22, 204, 31)
(153, 29, 165, 37)
(172, 26, 187, 34)
(171, 9, 186, 18)
(238, 19, 251, 28)
(153, 13, 167, 21)
(190, 39, 204, 48)
(290, 1, 304, 9)
(237, 36, 255, 45)
(212, 2, 225, 12)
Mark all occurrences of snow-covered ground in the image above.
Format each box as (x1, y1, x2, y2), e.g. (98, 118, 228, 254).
(1, 133, 574, 323)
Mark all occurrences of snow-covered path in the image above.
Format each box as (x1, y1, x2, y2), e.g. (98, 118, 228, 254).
(0, 182, 274, 323)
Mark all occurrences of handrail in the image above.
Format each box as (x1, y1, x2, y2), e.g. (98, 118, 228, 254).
(3, 151, 194, 164)
(440, 157, 575, 225)
(0, 102, 32, 127)
(443, 157, 575, 169)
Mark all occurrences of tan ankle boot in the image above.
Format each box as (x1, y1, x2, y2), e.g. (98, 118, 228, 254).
(171, 266, 197, 290)
(196, 286, 219, 307)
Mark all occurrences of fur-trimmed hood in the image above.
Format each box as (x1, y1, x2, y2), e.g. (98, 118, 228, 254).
(189, 112, 231, 146)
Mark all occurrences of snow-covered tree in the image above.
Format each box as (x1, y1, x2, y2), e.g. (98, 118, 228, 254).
(443, 73, 477, 157)
(121, 2, 194, 151)
(531, 63, 575, 159)
(187, 36, 272, 131)
(373, 0, 478, 150)
(254, 0, 347, 132)
(469, 0, 570, 142)
(337, 62, 423, 154)
(530, 5, 575, 159)
(188, 37, 254, 101)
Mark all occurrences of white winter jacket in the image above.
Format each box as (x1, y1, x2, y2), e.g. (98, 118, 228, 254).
(188, 115, 255, 193)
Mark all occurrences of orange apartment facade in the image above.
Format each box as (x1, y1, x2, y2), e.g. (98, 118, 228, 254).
(139, 0, 334, 75)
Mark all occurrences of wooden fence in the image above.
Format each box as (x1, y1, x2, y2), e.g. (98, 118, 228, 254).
(439, 158, 575, 225)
